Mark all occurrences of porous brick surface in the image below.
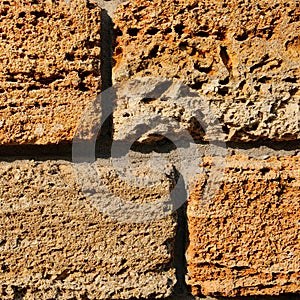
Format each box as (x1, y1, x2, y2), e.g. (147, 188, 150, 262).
(0, 160, 177, 299)
(0, 0, 101, 145)
(0, 0, 299, 299)
(187, 155, 300, 297)
(113, 0, 300, 142)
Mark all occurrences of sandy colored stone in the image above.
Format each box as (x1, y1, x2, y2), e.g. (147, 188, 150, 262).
(113, 0, 300, 142)
(0, 0, 101, 145)
(186, 154, 300, 297)
(0, 159, 177, 299)
(110, 78, 224, 144)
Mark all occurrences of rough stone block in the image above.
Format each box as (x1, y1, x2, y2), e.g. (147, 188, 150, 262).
(187, 155, 300, 297)
(0, 0, 101, 145)
(113, 0, 300, 142)
(0, 160, 177, 299)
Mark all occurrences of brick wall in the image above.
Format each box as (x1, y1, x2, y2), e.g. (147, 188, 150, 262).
(0, 0, 299, 299)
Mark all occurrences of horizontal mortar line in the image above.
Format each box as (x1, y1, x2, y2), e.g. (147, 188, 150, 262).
(0, 140, 298, 161)
(227, 140, 300, 151)
(0, 143, 73, 161)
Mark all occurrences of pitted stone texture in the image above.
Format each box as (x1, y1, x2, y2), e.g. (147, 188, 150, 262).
(111, 78, 223, 144)
(113, 0, 300, 142)
(187, 155, 300, 297)
(0, 160, 176, 299)
(0, 0, 101, 145)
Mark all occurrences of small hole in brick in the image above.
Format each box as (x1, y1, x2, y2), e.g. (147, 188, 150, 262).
(30, 11, 47, 18)
(283, 77, 297, 83)
(149, 45, 159, 58)
(219, 77, 229, 85)
(190, 81, 205, 90)
(127, 28, 139, 36)
(258, 76, 271, 83)
(236, 31, 248, 41)
(28, 85, 39, 92)
(19, 11, 26, 18)
(8, 77, 17, 83)
(1, 264, 8, 272)
(65, 52, 75, 61)
(115, 47, 122, 56)
(81, 54, 88, 61)
(146, 28, 159, 35)
(174, 24, 184, 35)
(31, 19, 38, 26)
(287, 177, 295, 183)
(248, 123, 259, 131)
(141, 98, 156, 104)
(28, 54, 38, 59)
(222, 125, 230, 134)
(216, 30, 226, 40)
(261, 167, 270, 175)
(179, 41, 188, 50)
(78, 82, 89, 91)
(218, 86, 229, 95)
(195, 31, 209, 37)
(115, 26, 123, 36)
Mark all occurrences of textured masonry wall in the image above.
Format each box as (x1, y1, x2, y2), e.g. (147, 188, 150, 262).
(187, 155, 300, 297)
(113, 0, 299, 142)
(0, 0, 101, 144)
(0, 160, 176, 299)
(0, 0, 299, 299)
